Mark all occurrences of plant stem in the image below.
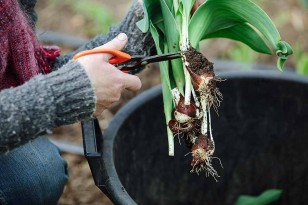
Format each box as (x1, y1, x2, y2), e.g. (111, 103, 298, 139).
(181, 9, 192, 105)
(167, 127, 175, 156)
(173, 0, 179, 14)
(208, 106, 213, 141)
(200, 95, 208, 135)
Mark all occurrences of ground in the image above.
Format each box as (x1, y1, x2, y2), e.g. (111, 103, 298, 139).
(35, 0, 308, 204)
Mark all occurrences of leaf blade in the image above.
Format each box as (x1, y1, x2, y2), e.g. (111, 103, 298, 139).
(160, 0, 185, 93)
(204, 23, 272, 54)
(235, 189, 283, 205)
(150, 23, 175, 156)
(188, 0, 293, 70)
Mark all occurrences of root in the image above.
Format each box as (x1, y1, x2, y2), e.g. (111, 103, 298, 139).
(212, 157, 224, 169)
(190, 155, 220, 182)
(178, 48, 224, 180)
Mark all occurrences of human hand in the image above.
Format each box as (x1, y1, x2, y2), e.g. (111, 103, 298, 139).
(77, 33, 142, 116)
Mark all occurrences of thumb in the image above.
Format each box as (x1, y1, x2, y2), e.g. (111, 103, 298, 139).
(122, 74, 142, 91)
(98, 33, 128, 62)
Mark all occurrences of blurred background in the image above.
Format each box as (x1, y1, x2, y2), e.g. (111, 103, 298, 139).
(35, 0, 308, 204)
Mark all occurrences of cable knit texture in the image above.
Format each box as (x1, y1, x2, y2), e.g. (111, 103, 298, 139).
(0, 0, 154, 154)
(0, 61, 95, 153)
(0, 0, 60, 89)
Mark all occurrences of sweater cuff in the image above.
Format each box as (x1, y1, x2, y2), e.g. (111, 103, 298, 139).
(42, 60, 96, 126)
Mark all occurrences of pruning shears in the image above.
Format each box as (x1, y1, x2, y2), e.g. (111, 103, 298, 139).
(74, 48, 183, 192)
(73, 48, 183, 75)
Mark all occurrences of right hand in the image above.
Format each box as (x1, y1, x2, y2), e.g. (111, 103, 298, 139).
(77, 33, 142, 116)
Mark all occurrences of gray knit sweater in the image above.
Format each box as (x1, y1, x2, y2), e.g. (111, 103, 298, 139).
(0, 1, 154, 154)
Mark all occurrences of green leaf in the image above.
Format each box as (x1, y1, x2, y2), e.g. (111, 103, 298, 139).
(300, 0, 308, 8)
(150, 23, 175, 156)
(138, 0, 161, 32)
(136, 18, 148, 33)
(296, 53, 308, 75)
(160, 0, 185, 93)
(189, 0, 293, 70)
(164, 0, 173, 11)
(276, 41, 293, 60)
(204, 23, 272, 54)
(189, 0, 280, 47)
(235, 189, 283, 205)
(180, 0, 195, 16)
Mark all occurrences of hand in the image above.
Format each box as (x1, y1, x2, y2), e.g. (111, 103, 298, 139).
(77, 33, 142, 116)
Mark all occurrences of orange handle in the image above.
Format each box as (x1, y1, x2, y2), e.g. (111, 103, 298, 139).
(72, 48, 131, 64)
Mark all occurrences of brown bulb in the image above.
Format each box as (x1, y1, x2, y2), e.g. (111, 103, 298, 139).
(175, 96, 196, 118)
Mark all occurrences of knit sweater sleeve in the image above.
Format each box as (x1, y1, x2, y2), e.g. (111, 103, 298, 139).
(51, 1, 155, 70)
(0, 60, 96, 154)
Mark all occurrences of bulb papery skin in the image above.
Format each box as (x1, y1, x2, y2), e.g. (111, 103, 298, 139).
(174, 110, 192, 123)
(191, 135, 211, 166)
(192, 135, 209, 150)
(187, 67, 216, 93)
(204, 76, 214, 85)
(168, 119, 180, 133)
(176, 95, 196, 116)
(168, 119, 195, 134)
(191, 148, 207, 166)
(186, 67, 202, 90)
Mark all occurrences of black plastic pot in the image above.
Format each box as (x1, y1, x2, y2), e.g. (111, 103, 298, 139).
(82, 69, 308, 205)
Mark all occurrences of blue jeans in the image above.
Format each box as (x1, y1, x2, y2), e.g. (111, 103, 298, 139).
(0, 137, 68, 205)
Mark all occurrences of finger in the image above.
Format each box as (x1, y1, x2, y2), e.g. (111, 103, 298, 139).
(102, 33, 128, 50)
(97, 33, 128, 62)
(122, 74, 142, 91)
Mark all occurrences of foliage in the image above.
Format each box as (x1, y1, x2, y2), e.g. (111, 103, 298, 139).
(235, 189, 283, 205)
(294, 45, 308, 75)
(138, 0, 293, 156)
(299, 0, 308, 8)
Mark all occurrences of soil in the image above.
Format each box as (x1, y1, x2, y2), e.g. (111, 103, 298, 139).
(185, 47, 213, 75)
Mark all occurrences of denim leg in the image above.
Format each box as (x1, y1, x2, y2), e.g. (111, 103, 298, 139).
(0, 137, 68, 205)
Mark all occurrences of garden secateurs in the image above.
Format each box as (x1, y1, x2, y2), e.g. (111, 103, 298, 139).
(73, 48, 183, 74)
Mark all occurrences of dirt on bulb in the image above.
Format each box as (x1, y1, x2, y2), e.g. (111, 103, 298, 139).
(185, 47, 214, 76)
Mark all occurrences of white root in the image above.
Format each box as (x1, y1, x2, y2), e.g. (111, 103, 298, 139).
(208, 105, 213, 142)
(174, 111, 192, 123)
(191, 87, 200, 107)
(183, 57, 192, 105)
(200, 95, 208, 135)
(171, 88, 181, 107)
(190, 155, 220, 182)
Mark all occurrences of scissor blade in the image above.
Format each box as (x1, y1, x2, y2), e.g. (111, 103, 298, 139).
(119, 51, 185, 74)
(141, 51, 183, 64)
